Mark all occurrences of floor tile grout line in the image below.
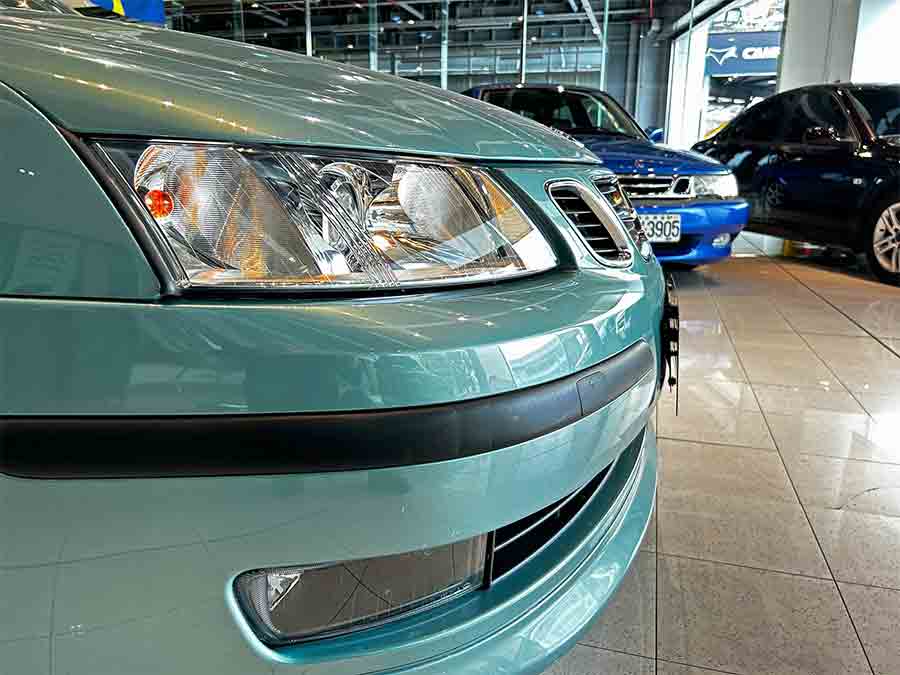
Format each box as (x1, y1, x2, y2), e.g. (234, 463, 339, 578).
(775, 449, 900, 468)
(654, 538, 659, 665)
(573, 641, 654, 663)
(654, 395, 660, 667)
(772, 258, 900, 361)
(655, 656, 746, 675)
(769, 303, 875, 423)
(656, 434, 777, 454)
(699, 255, 878, 675)
(657, 551, 833, 584)
(741, 237, 899, 406)
(659, 537, 900, 593)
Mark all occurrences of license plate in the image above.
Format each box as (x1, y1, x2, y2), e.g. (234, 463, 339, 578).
(642, 214, 681, 243)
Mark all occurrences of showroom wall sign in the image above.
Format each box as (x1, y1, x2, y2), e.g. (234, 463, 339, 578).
(705, 31, 781, 76)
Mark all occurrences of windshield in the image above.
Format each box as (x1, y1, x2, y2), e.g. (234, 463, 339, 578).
(482, 87, 645, 139)
(846, 86, 900, 138)
(0, 0, 77, 12)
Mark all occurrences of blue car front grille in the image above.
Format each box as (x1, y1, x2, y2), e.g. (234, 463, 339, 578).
(619, 175, 692, 200)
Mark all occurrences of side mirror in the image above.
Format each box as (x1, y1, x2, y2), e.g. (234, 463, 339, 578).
(645, 127, 665, 143)
(803, 126, 840, 145)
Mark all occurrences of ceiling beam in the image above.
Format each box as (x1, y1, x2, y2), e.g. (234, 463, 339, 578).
(579, 0, 603, 40)
(390, 1, 423, 20)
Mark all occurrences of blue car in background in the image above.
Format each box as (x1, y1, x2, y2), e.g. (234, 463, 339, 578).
(465, 84, 749, 267)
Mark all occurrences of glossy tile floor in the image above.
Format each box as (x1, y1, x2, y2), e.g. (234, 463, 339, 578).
(545, 241, 900, 675)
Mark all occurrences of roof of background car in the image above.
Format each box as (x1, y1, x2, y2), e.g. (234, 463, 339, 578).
(776, 83, 900, 94)
(466, 83, 611, 96)
(0, 11, 601, 163)
(843, 83, 900, 91)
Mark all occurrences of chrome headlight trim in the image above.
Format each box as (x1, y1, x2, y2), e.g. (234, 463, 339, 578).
(82, 138, 562, 296)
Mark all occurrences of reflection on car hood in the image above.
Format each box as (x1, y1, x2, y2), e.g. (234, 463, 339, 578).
(572, 133, 727, 175)
(0, 11, 598, 162)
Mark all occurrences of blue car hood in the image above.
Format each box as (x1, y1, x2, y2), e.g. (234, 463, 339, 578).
(574, 134, 726, 176)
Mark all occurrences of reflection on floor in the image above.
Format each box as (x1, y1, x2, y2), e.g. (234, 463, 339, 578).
(545, 240, 900, 675)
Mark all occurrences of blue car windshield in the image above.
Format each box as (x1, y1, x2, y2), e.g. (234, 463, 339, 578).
(846, 86, 900, 138)
(0, 0, 76, 11)
(483, 87, 645, 139)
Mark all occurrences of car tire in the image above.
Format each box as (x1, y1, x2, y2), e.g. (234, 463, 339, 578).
(865, 200, 900, 286)
(758, 179, 785, 220)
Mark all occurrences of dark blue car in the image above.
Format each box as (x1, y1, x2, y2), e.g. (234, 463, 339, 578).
(465, 84, 749, 266)
(693, 83, 900, 285)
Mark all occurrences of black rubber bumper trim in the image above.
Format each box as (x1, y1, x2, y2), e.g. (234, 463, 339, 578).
(0, 340, 654, 479)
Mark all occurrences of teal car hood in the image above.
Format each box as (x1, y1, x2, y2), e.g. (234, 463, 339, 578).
(0, 11, 597, 162)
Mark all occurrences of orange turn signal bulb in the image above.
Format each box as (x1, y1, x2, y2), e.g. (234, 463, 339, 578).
(144, 189, 175, 219)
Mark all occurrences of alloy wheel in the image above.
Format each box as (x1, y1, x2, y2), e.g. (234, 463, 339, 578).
(764, 181, 784, 209)
(873, 203, 900, 273)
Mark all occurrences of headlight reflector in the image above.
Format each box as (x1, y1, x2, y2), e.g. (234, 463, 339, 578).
(97, 142, 557, 290)
(234, 534, 488, 645)
(692, 173, 739, 199)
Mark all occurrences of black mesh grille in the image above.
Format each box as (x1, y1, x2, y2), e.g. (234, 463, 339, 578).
(651, 235, 703, 257)
(549, 184, 626, 262)
(490, 429, 645, 581)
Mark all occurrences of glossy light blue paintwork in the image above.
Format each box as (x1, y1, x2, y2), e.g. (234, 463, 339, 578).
(0, 82, 159, 299)
(0, 392, 656, 675)
(0, 11, 597, 163)
(0, 269, 657, 415)
(0, 9, 663, 675)
(1, 163, 662, 416)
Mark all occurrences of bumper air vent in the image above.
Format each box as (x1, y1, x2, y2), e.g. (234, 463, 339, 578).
(549, 181, 632, 266)
(490, 428, 645, 580)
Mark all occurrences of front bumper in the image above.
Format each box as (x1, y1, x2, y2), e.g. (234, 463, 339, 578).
(398, 430, 657, 675)
(636, 199, 749, 265)
(244, 416, 658, 674)
(0, 161, 667, 675)
(0, 372, 658, 675)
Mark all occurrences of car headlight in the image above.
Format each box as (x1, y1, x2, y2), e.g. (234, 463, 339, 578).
(692, 173, 739, 199)
(234, 534, 488, 645)
(94, 141, 557, 291)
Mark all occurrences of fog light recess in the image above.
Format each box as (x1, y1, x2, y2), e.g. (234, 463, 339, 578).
(234, 534, 488, 645)
(712, 233, 732, 248)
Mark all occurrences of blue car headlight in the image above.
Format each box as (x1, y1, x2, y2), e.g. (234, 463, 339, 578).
(94, 141, 557, 291)
(234, 534, 488, 645)
(692, 172, 739, 199)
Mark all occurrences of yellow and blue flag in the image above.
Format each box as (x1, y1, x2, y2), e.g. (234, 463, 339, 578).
(92, 0, 164, 24)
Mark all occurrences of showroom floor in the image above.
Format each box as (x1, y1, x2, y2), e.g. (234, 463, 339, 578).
(546, 240, 900, 675)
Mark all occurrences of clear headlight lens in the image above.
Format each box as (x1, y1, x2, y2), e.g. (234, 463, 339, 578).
(96, 142, 557, 290)
(692, 173, 739, 199)
(234, 534, 488, 645)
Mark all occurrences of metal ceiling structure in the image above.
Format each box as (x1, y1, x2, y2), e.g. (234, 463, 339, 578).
(76, 0, 692, 127)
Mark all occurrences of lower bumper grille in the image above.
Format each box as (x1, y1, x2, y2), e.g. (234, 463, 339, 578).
(652, 235, 702, 257)
(489, 428, 645, 582)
